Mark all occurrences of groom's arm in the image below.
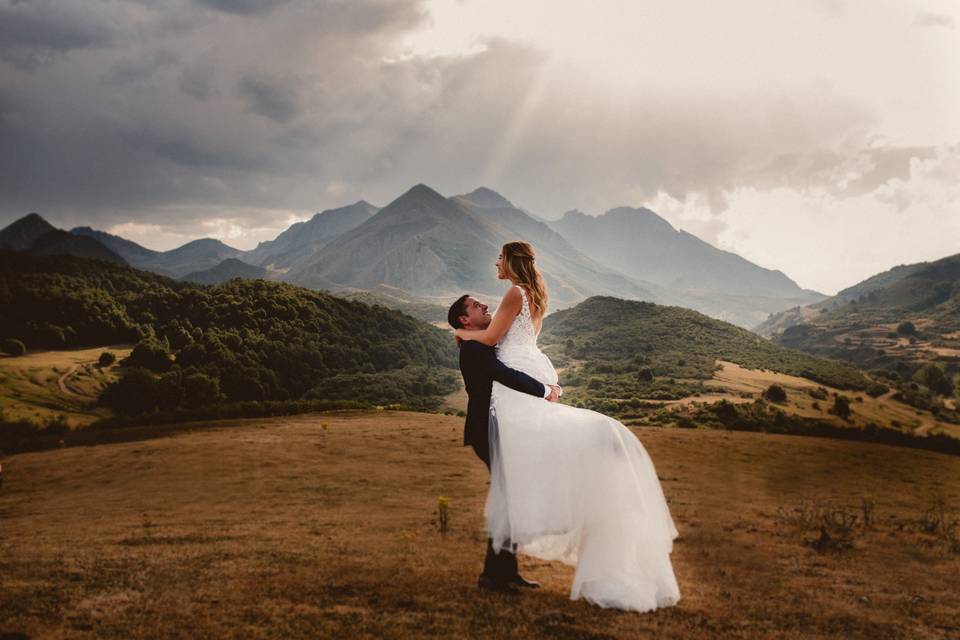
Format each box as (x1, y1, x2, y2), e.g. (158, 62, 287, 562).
(463, 341, 546, 398)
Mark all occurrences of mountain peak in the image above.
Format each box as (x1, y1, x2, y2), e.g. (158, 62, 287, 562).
(0, 213, 58, 251)
(604, 206, 676, 232)
(458, 187, 515, 209)
(3, 212, 53, 230)
(560, 209, 589, 221)
(402, 183, 445, 200)
(179, 238, 238, 250)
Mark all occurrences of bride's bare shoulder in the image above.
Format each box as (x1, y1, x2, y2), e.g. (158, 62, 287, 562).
(502, 285, 522, 300)
(498, 285, 523, 309)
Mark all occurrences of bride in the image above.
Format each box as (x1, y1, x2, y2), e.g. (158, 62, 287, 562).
(453, 241, 681, 613)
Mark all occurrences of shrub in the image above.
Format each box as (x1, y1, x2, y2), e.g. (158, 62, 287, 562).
(764, 384, 787, 402)
(183, 372, 223, 408)
(913, 363, 954, 397)
(865, 382, 888, 397)
(100, 367, 162, 415)
(98, 351, 116, 366)
(1, 338, 26, 356)
(832, 395, 852, 420)
(808, 386, 828, 400)
(127, 338, 172, 372)
(710, 399, 738, 424)
(896, 321, 916, 336)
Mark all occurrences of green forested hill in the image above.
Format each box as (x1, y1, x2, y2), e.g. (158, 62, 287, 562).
(541, 296, 871, 392)
(762, 254, 960, 382)
(0, 251, 458, 417)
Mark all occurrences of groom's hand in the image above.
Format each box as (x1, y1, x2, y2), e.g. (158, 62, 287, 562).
(546, 385, 561, 402)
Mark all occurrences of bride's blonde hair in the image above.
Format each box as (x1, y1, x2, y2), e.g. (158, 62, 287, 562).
(501, 241, 548, 320)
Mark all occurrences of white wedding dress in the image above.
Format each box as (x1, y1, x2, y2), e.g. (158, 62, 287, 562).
(486, 286, 681, 612)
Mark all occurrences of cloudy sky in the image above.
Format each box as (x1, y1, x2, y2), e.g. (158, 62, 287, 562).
(1, 0, 957, 294)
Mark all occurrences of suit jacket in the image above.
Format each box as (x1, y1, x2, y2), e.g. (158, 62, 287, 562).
(458, 340, 546, 454)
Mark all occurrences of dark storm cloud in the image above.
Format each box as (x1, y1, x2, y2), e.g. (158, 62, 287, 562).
(238, 74, 301, 123)
(0, 0, 431, 232)
(178, 56, 217, 100)
(0, 0, 118, 69)
(195, 0, 294, 15)
(102, 49, 181, 87)
(0, 0, 927, 241)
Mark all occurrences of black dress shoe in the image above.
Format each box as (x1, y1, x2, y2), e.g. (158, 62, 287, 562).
(509, 574, 541, 589)
(477, 574, 521, 595)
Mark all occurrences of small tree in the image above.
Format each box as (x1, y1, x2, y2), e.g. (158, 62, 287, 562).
(127, 338, 172, 372)
(98, 351, 116, 367)
(764, 384, 787, 403)
(896, 321, 916, 336)
(913, 363, 954, 397)
(183, 372, 222, 408)
(833, 395, 851, 420)
(1, 338, 26, 356)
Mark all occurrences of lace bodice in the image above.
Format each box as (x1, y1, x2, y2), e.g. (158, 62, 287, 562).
(497, 285, 538, 356)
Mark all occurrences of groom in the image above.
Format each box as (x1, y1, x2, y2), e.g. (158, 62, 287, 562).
(448, 294, 560, 595)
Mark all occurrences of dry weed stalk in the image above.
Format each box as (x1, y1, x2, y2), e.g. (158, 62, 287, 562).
(437, 496, 450, 536)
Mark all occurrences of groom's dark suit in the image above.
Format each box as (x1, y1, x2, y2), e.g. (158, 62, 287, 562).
(458, 339, 546, 583)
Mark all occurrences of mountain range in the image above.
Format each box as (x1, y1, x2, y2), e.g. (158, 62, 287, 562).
(3, 184, 843, 327)
(755, 253, 960, 339)
(0, 214, 125, 264)
(752, 252, 960, 379)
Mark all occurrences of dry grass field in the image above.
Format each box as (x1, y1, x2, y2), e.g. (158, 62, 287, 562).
(2, 411, 959, 639)
(704, 361, 960, 439)
(0, 347, 132, 427)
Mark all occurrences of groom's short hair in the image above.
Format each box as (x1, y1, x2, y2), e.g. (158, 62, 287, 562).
(448, 294, 470, 329)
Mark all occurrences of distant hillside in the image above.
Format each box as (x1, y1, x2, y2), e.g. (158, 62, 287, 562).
(0, 251, 458, 414)
(550, 208, 826, 326)
(70, 226, 162, 262)
(337, 287, 449, 325)
(758, 253, 960, 333)
(541, 296, 871, 392)
(182, 258, 268, 285)
(1, 214, 125, 264)
(151, 238, 246, 278)
(754, 257, 954, 337)
(244, 201, 379, 270)
(759, 253, 960, 377)
(70, 226, 245, 278)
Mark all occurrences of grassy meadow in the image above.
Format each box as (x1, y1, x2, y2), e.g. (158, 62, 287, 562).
(0, 346, 131, 427)
(1, 411, 959, 639)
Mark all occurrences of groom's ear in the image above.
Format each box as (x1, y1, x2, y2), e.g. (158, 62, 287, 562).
(447, 294, 471, 329)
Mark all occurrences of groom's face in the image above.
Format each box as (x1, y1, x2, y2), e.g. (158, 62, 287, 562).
(460, 296, 492, 330)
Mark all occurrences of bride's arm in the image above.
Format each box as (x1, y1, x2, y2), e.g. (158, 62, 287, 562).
(453, 286, 521, 346)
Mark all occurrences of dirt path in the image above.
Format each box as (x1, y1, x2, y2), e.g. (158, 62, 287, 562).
(56, 363, 81, 396)
(1, 411, 958, 639)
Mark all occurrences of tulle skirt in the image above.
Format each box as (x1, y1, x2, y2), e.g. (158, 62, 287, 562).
(486, 347, 680, 612)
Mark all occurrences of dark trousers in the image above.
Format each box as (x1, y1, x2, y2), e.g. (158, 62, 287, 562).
(470, 438, 519, 582)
